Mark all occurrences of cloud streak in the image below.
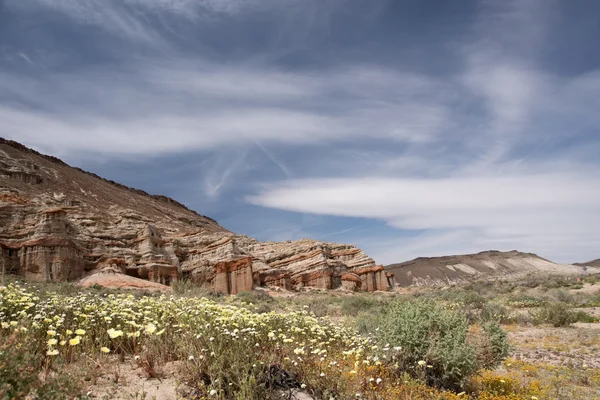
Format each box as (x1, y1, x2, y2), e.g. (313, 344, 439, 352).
(1, 0, 599, 264)
(249, 170, 600, 263)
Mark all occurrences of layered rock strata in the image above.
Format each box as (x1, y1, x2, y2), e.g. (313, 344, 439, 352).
(0, 138, 391, 294)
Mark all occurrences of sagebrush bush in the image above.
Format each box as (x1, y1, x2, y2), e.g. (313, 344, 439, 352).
(474, 322, 510, 370)
(355, 311, 379, 335)
(531, 302, 577, 327)
(171, 279, 221, 298)
(572, 310, 598, 323)
(372, 299, 508, 389)
(479, 302, 510, 324)
(340, 294, 381, 316)
(507, 294, 545, 308)
(544, 288, 575, 304)
(234, 289, 274, 313)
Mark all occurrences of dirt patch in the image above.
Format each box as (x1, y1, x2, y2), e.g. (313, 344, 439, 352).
(508, 325, 600, 368)
(571, 282, 600, 295)
(86, 359, 182, 399)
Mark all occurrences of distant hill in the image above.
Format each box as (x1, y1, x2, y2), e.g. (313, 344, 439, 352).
(574, 259, 600, 268)
(385, 250, 594, 287)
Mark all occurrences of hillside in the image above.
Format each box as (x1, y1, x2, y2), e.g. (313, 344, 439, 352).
(574, 259, 600, 268)
(0, 138, 389, 293)
(386, 250, 593, 287)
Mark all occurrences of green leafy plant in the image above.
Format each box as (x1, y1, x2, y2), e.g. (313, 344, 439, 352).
(531, 302, 577, 327)
(372, 299, 497, 389)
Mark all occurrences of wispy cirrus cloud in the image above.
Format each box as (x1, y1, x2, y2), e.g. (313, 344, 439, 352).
(0, 61, 450, 158)
(1, 0, 599, 264)
(248, 170, 600, 263)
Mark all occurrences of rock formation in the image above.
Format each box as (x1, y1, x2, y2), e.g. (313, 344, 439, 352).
(386, 250, 597, 287)
(0, 138, 392, 294)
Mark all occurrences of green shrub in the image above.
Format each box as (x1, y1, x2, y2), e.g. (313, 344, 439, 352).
(507, 294, 545, 308)
(0, 334, 86, 399)
(355, 311, 378, 335)
(475, 322, 510, 370)
(544, 288, 575, 304)
(531, 302, 577, 327)
(541, 276, 576, 290)
(437, 289, 487, 308)
(340, 295, 379, 316)
(172, 279, 220, 298)
(572, 310, 599, 323)
(479, 302, 510, 324)
(234, 290, 274, 313)
(372, 299, 507, 389)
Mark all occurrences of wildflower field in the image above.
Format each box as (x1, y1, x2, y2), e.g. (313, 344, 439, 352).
(1, 275, 600, 399)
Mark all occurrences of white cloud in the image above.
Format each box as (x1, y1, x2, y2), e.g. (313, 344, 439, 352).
(9, 0, 166, 46)
(0, 61, 449, 158)
(2, 0, 599, 264)
(123, 0, 280, 17)
(248, 171, 600, 263)
(459, 0, 555, 167)
(0, 106, 339, 156)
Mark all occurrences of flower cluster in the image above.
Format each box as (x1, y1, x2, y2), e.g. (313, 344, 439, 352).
(0, 284, 392, 397)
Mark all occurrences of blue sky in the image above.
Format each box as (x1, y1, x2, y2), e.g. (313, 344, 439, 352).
(1, 0, 599, 264)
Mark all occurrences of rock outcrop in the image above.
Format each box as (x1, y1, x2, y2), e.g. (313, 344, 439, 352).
(386, 250, 597, 287)
(0, 138, 390, 293)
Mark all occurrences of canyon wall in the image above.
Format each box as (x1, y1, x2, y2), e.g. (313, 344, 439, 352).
(0, 138, 392, 294)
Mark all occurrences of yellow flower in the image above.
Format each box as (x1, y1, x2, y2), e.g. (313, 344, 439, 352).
(75, 329, 86, 336)
(107, 328, 124, 339)
(60, 340, 67, 346)
(417, 360, 426, 367)
(69, 336, 81, 346)
(100, 347, 110, 354)
(145, 323, 157, 334)
(46, 349, 59, 356)
(66, 329, 73, 335)
(47, 330, 56, 336)
(47, 338, 58, 346)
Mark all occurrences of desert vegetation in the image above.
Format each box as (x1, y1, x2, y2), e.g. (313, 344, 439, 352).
(1, 273, 599, 399)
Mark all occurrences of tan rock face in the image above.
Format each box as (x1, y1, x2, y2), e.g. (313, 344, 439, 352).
(0, 139, 388, 293)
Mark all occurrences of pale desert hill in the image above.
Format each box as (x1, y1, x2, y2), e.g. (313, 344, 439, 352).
(574, 259, 600, 268)
(386, 250, 596, 287)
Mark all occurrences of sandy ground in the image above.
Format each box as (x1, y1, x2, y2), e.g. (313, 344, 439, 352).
(571, 282, 600, 295)
(85, 358, 316, 400)
(508, 324, 600, 368)
(86, 359, 181, 399)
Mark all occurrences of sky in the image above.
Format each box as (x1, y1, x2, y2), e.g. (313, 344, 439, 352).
(1, 0, 599, 264)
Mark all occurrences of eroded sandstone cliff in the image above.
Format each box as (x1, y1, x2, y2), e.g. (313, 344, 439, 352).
(0, 138, 391, 294)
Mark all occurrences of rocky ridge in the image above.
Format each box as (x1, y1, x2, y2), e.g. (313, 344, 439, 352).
(574, 259, 600, 268)
(0, 138, 392, 294)
(385, 250, 595, 287)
